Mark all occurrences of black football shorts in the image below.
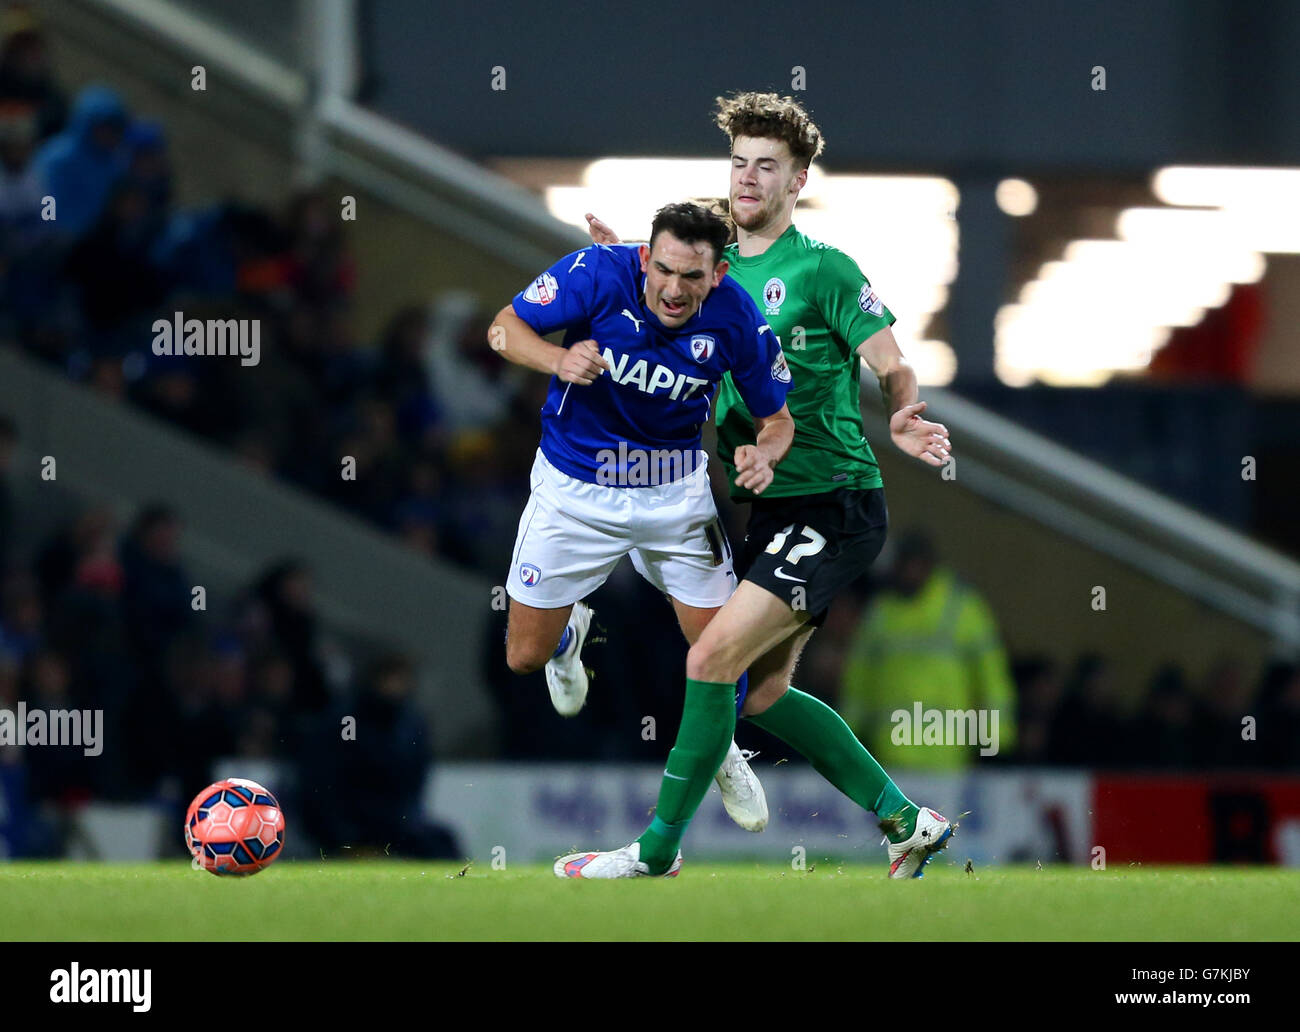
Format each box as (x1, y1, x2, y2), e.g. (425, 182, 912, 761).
(734, 487, 888, 627)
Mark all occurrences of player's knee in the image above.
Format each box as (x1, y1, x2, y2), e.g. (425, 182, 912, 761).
(684, 639, 716, 681)
(686, 637, 741, 684)
(505, 638, 549, 676)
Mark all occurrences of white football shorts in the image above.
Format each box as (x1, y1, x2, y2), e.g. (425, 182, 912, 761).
(506, 449, 736, 609)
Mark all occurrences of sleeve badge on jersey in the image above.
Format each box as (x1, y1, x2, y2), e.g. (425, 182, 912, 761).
(690, 335, 716, 363)
(858, 283, 884, 316)
(523, 272, 559, 305)
(770, 350, 792, 384)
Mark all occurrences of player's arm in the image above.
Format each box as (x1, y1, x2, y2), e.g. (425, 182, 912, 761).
(735, 404, 794, 494)
(488, 305, 607, 385)
(856, 326, 950, 468)
(487, 249, 609, 385)
(816, 248, 952, 467)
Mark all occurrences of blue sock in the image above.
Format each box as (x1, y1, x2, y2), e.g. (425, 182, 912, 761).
(551, 625, 573, 659)
(735, 670, 749, 716)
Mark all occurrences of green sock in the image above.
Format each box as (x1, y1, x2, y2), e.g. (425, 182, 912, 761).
(749, 687, 919, 842)
(637, 678, 737, 874)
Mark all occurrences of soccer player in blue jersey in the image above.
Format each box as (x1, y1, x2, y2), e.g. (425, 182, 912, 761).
(490, 202, 792, 829)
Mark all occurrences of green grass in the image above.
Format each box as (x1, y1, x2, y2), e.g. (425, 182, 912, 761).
(1, 860, 1297, 940)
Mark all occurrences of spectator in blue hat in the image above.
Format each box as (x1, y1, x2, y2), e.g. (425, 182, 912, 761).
(32, 83, 127, 240)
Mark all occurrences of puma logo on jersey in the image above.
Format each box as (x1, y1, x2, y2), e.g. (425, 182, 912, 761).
(600, 346, 709, 400)
(620, 309, 644, 332)
(569, 251, 588, 273)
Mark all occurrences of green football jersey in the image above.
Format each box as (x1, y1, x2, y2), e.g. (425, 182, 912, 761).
(717, 224, 895, 500)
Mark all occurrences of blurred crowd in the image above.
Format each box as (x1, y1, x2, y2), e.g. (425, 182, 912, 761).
(0, 419, 458, 858)
(0, 9, 543, 576)
(0, 11, 527, 858)
(0, 3, 1293, 862)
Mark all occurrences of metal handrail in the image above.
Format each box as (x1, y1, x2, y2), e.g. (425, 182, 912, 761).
(922, 386, 1300, 591)
(861, 378, 1300, 650)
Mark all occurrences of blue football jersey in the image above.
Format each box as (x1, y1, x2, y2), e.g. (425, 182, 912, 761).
(511, 244, 790, 485)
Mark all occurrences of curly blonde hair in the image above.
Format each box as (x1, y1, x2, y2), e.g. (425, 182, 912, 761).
(714, 91, 824, 169)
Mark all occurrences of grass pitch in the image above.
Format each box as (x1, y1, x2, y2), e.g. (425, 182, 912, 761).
(1, 860, 1296, 940)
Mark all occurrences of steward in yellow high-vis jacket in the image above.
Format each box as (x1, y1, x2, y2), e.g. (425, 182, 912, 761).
(840, 532, 1016, 770)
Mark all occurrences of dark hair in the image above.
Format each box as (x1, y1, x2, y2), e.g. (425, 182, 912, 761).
(648, 201, 731, 264)
(687, 196, 736, 245)
(715, 91, 824, 169)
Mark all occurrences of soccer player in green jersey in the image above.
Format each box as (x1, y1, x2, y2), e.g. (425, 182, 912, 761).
(556, 93, 956, 880)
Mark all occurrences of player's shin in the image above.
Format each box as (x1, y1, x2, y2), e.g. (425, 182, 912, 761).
(637, 677, 738, 874)
(747, 686, 919, 839)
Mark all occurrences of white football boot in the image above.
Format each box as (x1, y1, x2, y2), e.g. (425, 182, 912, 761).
(714, 742, 769, 832)
(545, 602, 594, 716)
(554, 841, 683, 879)
(884, 806, 954, 879)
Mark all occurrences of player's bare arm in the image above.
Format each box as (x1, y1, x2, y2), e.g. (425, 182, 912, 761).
(488, 304, 609, 385)
(857, 325, 951, 467)
(734, 404, 794, 494)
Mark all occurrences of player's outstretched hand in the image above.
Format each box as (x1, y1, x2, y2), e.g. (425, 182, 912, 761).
(890, 400, 951, 467)
(585, 212, 621, 245)
(554, 338, 609, 385)
(734, 444, 776, 494)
